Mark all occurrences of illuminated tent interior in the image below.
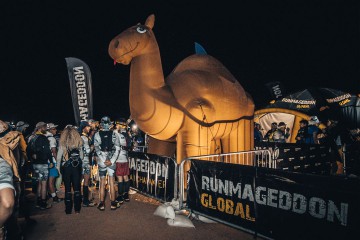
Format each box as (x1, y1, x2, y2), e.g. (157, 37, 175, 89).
(254, 108, 326, 143)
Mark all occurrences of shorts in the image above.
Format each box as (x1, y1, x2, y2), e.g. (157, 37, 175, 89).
(33, 164, 49, 181)
(0, 159, 14, 191)
(98, 164, 116, 178)
(82, 162, 91, 175)
(49, 163, 59, 178)
(116, 162, 130, 176)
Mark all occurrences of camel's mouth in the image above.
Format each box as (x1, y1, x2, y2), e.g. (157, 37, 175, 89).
(113, 42, 139, 65)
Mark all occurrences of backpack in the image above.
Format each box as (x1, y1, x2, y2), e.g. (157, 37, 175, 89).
(68, 148, 80, 161)
(26, 134, 39, 160)
(120, 132, 132, 147)
(99, 131, 114, 151)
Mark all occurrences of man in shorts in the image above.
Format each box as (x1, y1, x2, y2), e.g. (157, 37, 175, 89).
(94, 116, 120, 211)
(114, 120, 131, 205)
(27, 122, 55, 210)
(0, 157, 15, 240)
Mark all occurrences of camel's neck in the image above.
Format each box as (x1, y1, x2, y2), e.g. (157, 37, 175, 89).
(130, 38, 165, 89)
(129, 37, 166, 122)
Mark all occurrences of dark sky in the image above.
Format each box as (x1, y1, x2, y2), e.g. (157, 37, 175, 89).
(1, 0, 359, 128)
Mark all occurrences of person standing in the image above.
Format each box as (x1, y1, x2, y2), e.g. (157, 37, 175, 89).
(56, 126, 83, 214)
(26, 122, 54, 210)
(307, 116, 321, 144)
(264, 122, 278, 142)
(0, 120, 18, 240)
(114, 121, 131, 205)
(94, 116, 120, 211)
(79, 121, 96, 207)
(273, 122, 290, 143)
(15, 121, 37, 225)
(0, 154, 15, 240)
(45, 123, 62, 203)
(295, 120, 309, 144)
(254, 122, 264, 143)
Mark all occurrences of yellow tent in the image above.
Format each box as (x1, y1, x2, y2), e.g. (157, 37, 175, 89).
(254, 108, 326, 143)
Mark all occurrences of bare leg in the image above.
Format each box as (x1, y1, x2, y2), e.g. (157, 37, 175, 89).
(99, 177, 106, 202)
(0, 188, 15, 239)
(108, 176, 115, 201)
(48, 176, 56, 197)
(83, 174, 90, 188)
(40, 180, 47, 201)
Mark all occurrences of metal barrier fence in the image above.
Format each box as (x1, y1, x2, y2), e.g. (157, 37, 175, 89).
(178, 149, 273, 208)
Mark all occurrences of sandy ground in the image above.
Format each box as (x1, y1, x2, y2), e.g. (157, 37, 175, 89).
(17, 186, 260, 240)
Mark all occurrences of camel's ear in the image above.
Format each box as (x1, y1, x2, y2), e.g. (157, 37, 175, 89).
(145, 14, 155, 29)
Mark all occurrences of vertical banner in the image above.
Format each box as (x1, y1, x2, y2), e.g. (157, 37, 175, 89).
(65, 57, 93, 126)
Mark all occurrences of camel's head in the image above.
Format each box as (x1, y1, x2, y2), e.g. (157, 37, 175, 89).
(108, 14, 155, 65)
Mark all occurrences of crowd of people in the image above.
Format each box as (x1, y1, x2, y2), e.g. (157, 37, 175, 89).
(254, 115, 360, 174)
(0, 116, 143, 240)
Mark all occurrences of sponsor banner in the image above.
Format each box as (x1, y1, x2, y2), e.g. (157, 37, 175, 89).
(128, 152, 175, 202)
(187, 160, 360, 239)
(187, 160, 256, 231)
(255, 142, 331, 174)
(65, 57, 93, 126)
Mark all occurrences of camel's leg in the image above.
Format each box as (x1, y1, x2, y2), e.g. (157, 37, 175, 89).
(221, 119, 254, 165)
(177, 117, 213, 193)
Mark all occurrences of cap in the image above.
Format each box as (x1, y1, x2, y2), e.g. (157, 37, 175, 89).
(78, 121, 90, 133)
(80, 121, 90, 128)
(300, 119, 308, 124)
(309, 116, 320, 125)
(115, 118, 127, 126)
(47, 123, 58, 130)
(100, 116, 112, 130)
(278, 122, 286, 127)
(35, 122, 47, 128)
(88, 119, 96, 124)
(16, 121, 29, 128)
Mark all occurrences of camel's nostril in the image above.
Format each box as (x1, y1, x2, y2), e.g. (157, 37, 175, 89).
(114, 40, 119, 49)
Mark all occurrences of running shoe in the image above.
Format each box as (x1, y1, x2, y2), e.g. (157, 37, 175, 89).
(110, 201, 118, 210)
(53, 196, 63, 203)
(97, 201, 105, 211)
(83, 201, 97, 207)
(40, 200, 52, 210)
(123, 192, 130, 202)
(115, 195, 124, 205)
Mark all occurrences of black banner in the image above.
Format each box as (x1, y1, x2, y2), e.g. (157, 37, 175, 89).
(255, 142, 332, 175)
(65, 57, 93, 126)
(265, 81, 286, 100)
(187, 160, 360, 239)
(128, 152, 176, 202)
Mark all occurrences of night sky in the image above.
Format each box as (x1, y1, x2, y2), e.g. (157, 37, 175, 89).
(1, 0, 359, 129)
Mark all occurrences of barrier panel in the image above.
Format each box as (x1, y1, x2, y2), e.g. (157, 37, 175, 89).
(128, 152, 177, 202)
(179, 150, 273, 206)
(182, 159, 360, 239)
(255, 142, 332, 175)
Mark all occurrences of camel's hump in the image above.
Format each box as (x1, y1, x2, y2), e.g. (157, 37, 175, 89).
(171, 54, 237, 83)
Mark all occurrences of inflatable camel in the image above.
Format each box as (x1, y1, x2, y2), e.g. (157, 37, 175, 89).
(109, 14, 254, 164)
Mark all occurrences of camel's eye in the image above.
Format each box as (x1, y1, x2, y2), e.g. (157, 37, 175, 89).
(136, 26, 147, 34)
